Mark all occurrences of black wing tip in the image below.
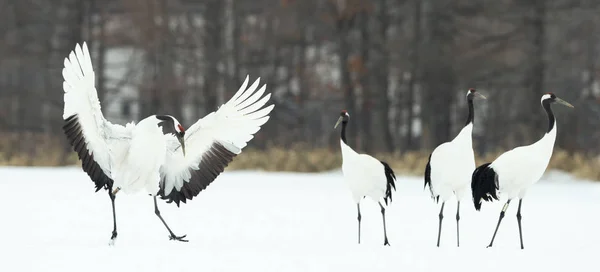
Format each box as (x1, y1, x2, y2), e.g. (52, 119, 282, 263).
(424, 154, 432, 189)
(380, 161, 397, 205)
(63, 114, 113, 192)
(159, 142, 238, 206)
(424, 153, 438, 201)
(471, 162, 499, 211)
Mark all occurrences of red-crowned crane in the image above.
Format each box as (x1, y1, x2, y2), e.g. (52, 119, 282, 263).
(62, 42, 274, 245)
(334, 110, 397, 246)
(424, 88, 486, 247)
(471, 93, 573, 249)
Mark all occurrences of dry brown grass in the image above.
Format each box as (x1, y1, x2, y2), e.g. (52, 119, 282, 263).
(548, 150, 600, 181)
(228, 146, 341, 172)
(231, 147, 600, 181)
(1, 134, 599, 181)
(0, 132, 79, 166)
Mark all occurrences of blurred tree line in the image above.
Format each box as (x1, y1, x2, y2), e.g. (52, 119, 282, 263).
(1, 0, 600, 164)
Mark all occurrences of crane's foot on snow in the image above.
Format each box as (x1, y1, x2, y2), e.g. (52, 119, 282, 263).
(384, 239, 390, 246)
(108, 231, 118, 246)
(169, 234, 189, 242)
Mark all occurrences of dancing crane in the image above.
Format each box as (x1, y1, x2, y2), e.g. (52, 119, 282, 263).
(424, 88, 486, 247)
(62, 42, 274, 244)
(334, 110, 397, 246)
(471, 93, 573, 249)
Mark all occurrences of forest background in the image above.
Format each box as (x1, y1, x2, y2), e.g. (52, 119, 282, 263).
(1, 0, 599, 180)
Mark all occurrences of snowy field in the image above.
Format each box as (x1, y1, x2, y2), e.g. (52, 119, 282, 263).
(1, 167, 599, 271)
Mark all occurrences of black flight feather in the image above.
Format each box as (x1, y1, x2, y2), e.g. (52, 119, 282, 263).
(471, 162, 499, 210)
(424, 153, 439, 203)
(380, 161, 397, 206)
(159, 141, 237, 207)
(63, 114, 114, 192)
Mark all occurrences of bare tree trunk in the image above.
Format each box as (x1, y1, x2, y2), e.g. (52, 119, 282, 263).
(524, 0, 546, 142)
(333, 2, 358, 148)
(420, 0, 455, 150)
(139, 0, 163, 118)
(375, 0, 393, 152)
(96, 0, 107, 109)
(297, 39, 308, 143)
(405, 0, 421, 151)
(226, 0, 240, 97)
(203, 0, 224, 113)
(232, 0, 240, 86)
(359, 10, 371, 152)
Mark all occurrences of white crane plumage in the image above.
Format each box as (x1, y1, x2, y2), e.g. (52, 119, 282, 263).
(334, 110, 397, 246)
(424, 88, 486, 247)
(471, 93, 573, 249)
(62, 42, 274, 244)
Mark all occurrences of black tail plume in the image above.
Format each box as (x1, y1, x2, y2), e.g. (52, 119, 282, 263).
(381, 161, 397, 206)
(423, 153, 439, 203)
(471, 162, 499, 211)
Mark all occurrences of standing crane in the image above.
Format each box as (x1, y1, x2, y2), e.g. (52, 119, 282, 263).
(471, 93, 573, 249)
(334, 110, 397, 246)
(424, 88, 486, 247)
(62, 42, 274, 244)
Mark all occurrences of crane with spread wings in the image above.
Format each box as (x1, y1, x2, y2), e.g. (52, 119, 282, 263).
(62, 42, 274, 245)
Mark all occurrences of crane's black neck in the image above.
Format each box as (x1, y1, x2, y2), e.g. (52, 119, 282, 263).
(340, 121, 348, 144)
(465, 98, 474, 126)
(542, 99, 555, 133)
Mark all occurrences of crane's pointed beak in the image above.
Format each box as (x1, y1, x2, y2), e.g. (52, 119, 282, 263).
(475, 92, 487, 100)
(177, 136, 186, 157)
(334, 116, 343, 129)
(556, 97, 574, 108)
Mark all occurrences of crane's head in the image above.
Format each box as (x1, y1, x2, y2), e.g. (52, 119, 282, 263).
(156, 115, 186, 156)
(334, 110, 350, 129)
(467, 88, 487, 100)
(542, 93, 574, 108)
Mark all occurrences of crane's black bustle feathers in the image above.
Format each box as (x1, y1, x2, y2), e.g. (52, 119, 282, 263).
(423, 153, 439, 202)
(159, 141, 237, 207)
(380, 161, 397, 205)
(471, 162, 499, 211)
(63, 114, 114, 192)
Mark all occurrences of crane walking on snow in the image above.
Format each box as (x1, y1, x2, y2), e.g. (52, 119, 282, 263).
(471, 93, 573, 249)
(334, 110, 397, 246)
(62, 42, 274, 244)
(424, 88, 486, 247)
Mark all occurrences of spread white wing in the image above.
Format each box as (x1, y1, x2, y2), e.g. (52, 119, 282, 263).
(158, 76, 274, 206)
(62, 42, 134, 192)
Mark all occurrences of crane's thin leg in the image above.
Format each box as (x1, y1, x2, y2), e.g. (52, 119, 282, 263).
(357, 203, 362, 244)
(487, 200, 511, 248)
(153, 196, 188, 242)
(437, 202, 445, 247)
(517, 199, 524, 249)
(108, 190, 118, 246)
(379, 202, 390, 246)
(456, 201, 460, 247)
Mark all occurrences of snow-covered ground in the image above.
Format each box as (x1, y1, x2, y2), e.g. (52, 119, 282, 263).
(0, 167, 598, 271)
